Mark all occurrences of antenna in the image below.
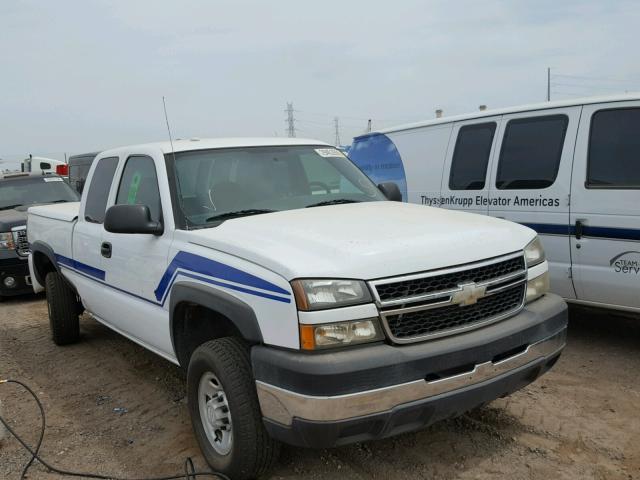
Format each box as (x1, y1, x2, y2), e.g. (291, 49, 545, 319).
(162, 96, 177, 154)
(162, 96, 189, 229)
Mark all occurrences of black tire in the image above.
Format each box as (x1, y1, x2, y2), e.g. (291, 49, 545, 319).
(45, 271, 80, 345)
(187, 337, 280, 480)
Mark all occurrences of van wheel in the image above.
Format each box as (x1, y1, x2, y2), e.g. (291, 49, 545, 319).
(45, 271, 80, 345)
(187, 337, 280, 480)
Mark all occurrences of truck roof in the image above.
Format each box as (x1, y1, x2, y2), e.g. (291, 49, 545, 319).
(99, 137, 331, 157)
(357, 92, 640, 138)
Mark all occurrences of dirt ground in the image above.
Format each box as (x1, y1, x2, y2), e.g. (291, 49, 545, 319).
(0, 295, 638, 480)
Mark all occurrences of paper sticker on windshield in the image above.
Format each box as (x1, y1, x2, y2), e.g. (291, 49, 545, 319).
(315, 148, 345, 158)
(43, 177, 63, 182)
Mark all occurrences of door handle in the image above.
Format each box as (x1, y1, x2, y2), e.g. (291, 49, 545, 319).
(101, 242, 112, 258)
(575, 219, 585, 240)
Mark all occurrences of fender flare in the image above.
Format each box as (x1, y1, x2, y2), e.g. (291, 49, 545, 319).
(30, 240, 60, 286)
(169, 282, 264, 355)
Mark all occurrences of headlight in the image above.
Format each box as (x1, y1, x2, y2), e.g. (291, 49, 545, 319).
(526, 271, 549, 303)
(291, 279, 372, 311)
(0, 232, 15, 250)
(299, 318, 384, 350)
(524, 236, 545, 267)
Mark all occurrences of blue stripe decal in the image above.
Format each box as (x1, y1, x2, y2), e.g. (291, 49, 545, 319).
(55, 254, 106, 281)
(55, 251, 290, 305)
(60, 264, 161, 305)
(520, 223, 573, 236)
(170, 271, 291, 304)
(521, 223, 640, 241)
(581, 225, 640, 241)
(154, 251, 290, 302)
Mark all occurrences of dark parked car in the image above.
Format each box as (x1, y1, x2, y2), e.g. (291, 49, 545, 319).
(0, 172, 79, 298)
(67, 152, 98, 194)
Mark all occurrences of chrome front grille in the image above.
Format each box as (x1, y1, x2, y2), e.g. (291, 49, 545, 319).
(12, 227, 30, 257)
(369, 252, 527, 343)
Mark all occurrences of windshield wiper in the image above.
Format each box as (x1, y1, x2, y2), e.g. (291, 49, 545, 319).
(205, 209, 277, 223)
(306, 199, 360, 208)
(0, 204, 23, 211)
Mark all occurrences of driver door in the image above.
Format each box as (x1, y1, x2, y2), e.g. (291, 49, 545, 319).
(100, 153, 174, 356)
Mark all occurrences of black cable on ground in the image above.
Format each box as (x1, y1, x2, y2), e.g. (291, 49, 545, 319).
(0, 379, 230, 480)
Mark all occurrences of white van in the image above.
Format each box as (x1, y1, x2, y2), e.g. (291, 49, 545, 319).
(349, 94, 640, 314)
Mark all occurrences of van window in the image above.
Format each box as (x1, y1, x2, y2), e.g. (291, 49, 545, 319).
(449, 122, 496, 190)
(116, 155, 162, 222)
(587, 108, 640, 188)
(84, 156, 119, 223)
(496, 115, 568, 189)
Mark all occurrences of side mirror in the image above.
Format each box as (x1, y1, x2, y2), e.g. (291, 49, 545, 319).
(378, 182, 402, 202)
(104, 204, 163, 235)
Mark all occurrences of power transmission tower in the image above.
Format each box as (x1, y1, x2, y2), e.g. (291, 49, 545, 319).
(285, 102, 296, 137)
(334, 117, 341, 146)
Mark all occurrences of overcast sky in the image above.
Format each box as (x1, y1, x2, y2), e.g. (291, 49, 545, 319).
(1, 0, 639, 164)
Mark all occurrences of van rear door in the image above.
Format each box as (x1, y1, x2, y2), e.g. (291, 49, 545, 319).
(486, 106, 581, 300)
(569, 101, 640, 311)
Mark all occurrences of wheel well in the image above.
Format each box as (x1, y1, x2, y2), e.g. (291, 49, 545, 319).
(172, 302, 245, 369)
(33, 251, 57, 285)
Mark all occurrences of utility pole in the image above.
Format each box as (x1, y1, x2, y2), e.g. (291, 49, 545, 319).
(547, 67, 551, 102)
(334, 117, 341, 146)
(285, 102, 296, 137)
(366, 119, 372, 133)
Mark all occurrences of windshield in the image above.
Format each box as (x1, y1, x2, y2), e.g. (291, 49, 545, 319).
(169, 145, 386, 228)
(0, 176, 79, 209)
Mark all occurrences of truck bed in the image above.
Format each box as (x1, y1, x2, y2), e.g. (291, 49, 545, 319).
(27, 201, 80, 260)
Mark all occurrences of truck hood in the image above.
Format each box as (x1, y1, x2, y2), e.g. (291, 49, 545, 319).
(0, 208, 27, 231)
(186, 202, 536, 280)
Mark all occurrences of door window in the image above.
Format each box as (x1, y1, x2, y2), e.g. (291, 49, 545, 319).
(496, 115, 568, 189)
(587, 108, 640, 188)
(449, 122, 496, 190)
(84, 156, 119, 223)
(115, 155, 162, 222)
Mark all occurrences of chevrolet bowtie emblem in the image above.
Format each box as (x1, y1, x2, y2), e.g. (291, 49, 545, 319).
(451, 282, 487, 306)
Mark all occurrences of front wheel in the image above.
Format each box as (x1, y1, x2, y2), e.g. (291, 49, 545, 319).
(187, 337, 280, 480)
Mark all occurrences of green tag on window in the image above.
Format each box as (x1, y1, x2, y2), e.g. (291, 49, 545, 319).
(127, 173, 141, 204)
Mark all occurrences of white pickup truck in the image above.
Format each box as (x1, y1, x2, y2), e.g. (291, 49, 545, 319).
(27, 138, 567, 479)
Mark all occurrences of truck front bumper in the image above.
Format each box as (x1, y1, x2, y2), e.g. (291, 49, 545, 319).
(0, 258, 33, 297)
(252, 293, 567, 448)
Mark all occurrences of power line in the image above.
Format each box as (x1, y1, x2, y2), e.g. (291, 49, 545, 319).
(551, 82, 632, 91)
(294, 109, 419, 124)
(553, 73, 640, 84)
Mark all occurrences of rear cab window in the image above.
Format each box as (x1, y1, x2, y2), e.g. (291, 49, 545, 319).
(84, 157, 119, 223)
(587, 108, 640, 189)
(496, 115, 568, 189)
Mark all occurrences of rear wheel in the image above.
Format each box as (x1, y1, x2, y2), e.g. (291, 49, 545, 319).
(187, 337, 280, 479)
(45, 271, 80, 345)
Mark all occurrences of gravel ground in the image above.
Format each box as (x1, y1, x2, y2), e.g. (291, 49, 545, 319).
(0, 295, 639, 479)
